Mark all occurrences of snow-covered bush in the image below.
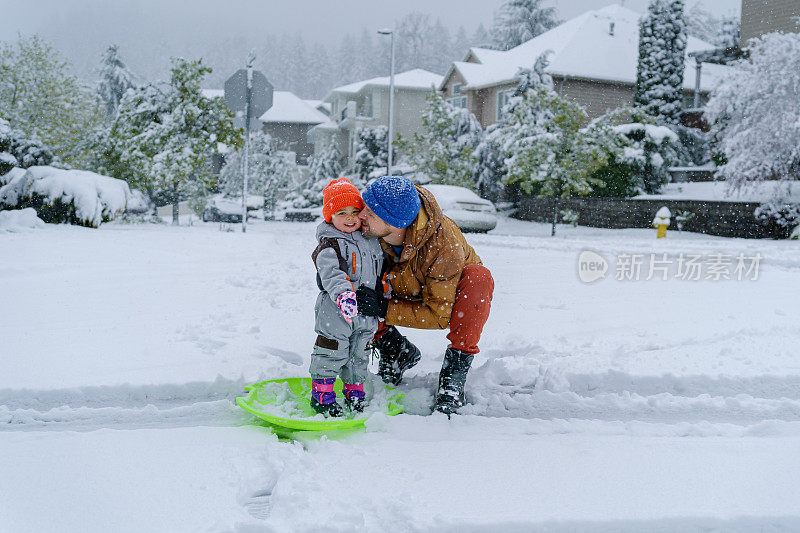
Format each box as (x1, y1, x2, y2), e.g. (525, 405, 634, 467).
(634, 0, 687, 125)
(398, 91, 482, 190)
(754, 201, 800, 239)
(0, 166, 132, 227)
(0, 207, 45, 232)
(603, 123, 679, 195)
(0, 118, 54, 174)
(353, 126, 388, 184)
(705, 32, 800, 186)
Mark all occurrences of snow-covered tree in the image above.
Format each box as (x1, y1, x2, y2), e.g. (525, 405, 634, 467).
(0, 35, 103, 166)
(0, 118, 54, 175)
(705, 32, 800, 186)
(634, 0, 688, 125)
(685, 4, 740, 48)
(108, 58, 242, 224)
(96, 45, 138, 120)
(353, 126, 388, 184)
(219, 131, 296, 215)
(399, 91, 483, 189)
(287, 141, 342, 209)
(490, 0, 560, 51)
(501, 86, 612, 235)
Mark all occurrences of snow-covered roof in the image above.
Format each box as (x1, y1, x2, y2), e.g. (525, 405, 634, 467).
(441, 4, 727, 92)
(259, 91, 328, 124)
(330, 69, 443, 96)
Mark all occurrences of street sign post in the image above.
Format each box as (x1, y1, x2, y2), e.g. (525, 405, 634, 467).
(224, 62, 273, 232)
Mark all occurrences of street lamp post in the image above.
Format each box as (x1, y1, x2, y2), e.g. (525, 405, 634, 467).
(378, 28, 395, 175)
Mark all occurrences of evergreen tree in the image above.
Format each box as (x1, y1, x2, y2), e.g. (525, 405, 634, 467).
(398, 91, 482, 189)
(96, 45, 137, 119)
(634, 0, 688, 125)
(490, 0, 560, 51)
(353, 126, 388, 184)
(108, 58, 242, 224)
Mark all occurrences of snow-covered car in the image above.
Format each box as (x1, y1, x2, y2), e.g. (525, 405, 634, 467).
(201, 195, 263, 223)
(424, 184, 497, 233)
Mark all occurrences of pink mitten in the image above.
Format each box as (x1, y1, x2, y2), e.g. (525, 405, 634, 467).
(336, 291, 358, 323)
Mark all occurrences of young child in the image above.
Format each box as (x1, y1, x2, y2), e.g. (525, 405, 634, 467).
(309, 177, 384, 416)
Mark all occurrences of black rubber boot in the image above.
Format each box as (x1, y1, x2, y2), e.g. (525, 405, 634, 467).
(344, 395, 368, 413)
(374, 326, 421, 386)
(310, 397, 344, 417)
(434, 348, 475, 416)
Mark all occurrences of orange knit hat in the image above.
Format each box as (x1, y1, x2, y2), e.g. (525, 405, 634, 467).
(322, 177, 364, 223)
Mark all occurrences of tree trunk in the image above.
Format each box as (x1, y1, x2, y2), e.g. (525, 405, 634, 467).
(172, 182, 179, 225)
(551, 196, 559, 237)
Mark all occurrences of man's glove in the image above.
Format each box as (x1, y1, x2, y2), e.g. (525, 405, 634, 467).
(336, 291, 358, 323)
(356, 286, 388, 318)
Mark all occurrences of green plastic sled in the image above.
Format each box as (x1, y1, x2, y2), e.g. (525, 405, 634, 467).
(236, 377, 404, 431)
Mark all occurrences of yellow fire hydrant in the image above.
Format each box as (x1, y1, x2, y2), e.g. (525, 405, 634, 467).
(653, 206, 671, 239)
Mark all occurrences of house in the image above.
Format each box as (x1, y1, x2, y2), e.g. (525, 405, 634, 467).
(311, 69, 443, 169)
(740, 0, 800, 43)
(438, 4, 727, 128)
(258, 91, 329, 165)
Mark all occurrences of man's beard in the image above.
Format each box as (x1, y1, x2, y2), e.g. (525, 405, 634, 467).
(360, 224, 390, 239)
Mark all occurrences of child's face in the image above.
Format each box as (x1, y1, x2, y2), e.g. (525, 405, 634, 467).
(331, 206, 362, 233)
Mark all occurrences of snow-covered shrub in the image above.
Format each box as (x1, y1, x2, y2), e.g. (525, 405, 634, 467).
(560, 209, 579, 227)
(353, 126, 388, 184)
(754, 202, 800, 239)
(634, 0, 687, 125)
(672, 124, 710, 166)
(598, 123, 679, 195)
(0, 207, 45, 232)
(0, 166, 132, 227)
(397, 91, 482, 190)
(705, 32, 800, 186)
(0, 118, 54, 174)
(675, 210, 695, 231)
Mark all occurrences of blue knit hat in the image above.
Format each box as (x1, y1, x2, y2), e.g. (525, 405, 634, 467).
(363, 176, 421, 229)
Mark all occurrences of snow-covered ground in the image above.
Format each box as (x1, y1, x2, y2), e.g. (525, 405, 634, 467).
(2, 216, 800, 532)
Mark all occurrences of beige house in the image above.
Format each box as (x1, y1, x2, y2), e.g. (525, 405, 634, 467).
(439, 4, 727, 128)
(311, 69, 443, 169)
(740, 0, 800, 44)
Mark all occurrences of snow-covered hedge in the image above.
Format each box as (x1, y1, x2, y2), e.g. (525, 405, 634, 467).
(754, 201, 800, 239)
(0, 166, 133, 228)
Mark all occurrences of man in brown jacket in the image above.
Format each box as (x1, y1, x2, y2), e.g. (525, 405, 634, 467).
(355, 176, 494, 415)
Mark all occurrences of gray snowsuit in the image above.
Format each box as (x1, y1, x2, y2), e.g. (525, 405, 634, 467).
(309, 222, 384, 384)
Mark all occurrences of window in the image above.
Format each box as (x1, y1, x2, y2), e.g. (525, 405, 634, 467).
(447, 96, 467, 109)
(452, 83, 462, 95)
(496, 89, 514, 121)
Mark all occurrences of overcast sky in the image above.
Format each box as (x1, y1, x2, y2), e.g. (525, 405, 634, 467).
(0, 0, 741, 84)
(0, 0, 742, 45)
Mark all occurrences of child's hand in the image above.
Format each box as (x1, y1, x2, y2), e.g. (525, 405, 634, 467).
(336, 291, 358, 323)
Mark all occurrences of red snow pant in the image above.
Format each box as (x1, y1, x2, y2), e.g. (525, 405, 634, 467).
(375, 264, 494, 355)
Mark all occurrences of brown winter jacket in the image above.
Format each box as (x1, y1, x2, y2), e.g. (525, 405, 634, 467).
(382, 185, 482, 329)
